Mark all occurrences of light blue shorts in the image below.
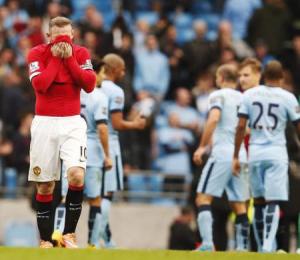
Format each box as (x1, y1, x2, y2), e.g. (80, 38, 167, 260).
(102, 154, 123, 194)
(84, 166, 104, 198)
(249, 160, 288, 201)
(197, 158, 250, 202)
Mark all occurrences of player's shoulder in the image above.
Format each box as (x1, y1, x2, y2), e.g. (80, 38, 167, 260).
(242, 85, 261, 97)
(94, 88, 108, 103)
(209, 89, 223, 99)
(102, 80, 124, 96)
(28, 44, 48, 57)
(275, 87, 295, 100)
(224, 88, 241, 97)
(72, 44, 89, 54)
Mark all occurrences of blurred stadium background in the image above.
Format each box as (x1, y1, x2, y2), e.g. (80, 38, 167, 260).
(1, 0, 300, 252)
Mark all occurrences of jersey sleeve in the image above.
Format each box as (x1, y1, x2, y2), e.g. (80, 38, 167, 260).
(238, 93, 250, 118)
(77, 47, 93, 71)
(110, 89, 125, 113)
(94, 94, 109, 124)
(286, 93, 300, 123)
(208, 92, 224, 111)
(27, 48, 44, 81)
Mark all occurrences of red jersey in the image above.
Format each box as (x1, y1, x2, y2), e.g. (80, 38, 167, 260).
(27, 43, 96, 116)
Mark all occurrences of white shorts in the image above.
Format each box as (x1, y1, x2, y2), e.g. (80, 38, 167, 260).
(28, 115, 87, 182)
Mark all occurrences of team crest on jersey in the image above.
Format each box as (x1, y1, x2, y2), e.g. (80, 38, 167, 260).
(296, 106, 300, 113)
(33, 166, 41, 176)
(29, 61, 39, 73)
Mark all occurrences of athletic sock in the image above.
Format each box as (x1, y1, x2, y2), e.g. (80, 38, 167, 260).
(197, 205, 213, 246)
(235, 213, 249, 250)
(298, 213, 300, 249)
(104, 224, 112, 244)
(88, 206, 105, 247)
(253, 204, 264, 252)
(53, 203, 66, 233)
(262, 203, 280, 252)
(63, 185, 84, 234)
(36, 193, 53, 241)
(101, 198, 112, 242)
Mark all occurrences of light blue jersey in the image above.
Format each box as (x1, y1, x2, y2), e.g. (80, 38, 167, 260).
(209, 88, 247, 162)
(100, 80, 125, 139)
(238, 85, 300, 162)
(81, 89, 108, 167)
(197, 88, 249, 202)
(100, 80, 125, 192)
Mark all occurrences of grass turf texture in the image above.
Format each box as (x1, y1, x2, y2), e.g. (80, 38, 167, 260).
(1, 248, 300, 260)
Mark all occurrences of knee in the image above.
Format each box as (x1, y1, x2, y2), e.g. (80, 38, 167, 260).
(231, 202, 247, 215)
(37, 182, 55, 195)
(88, 197, 101, 206)
(254, 197, 265, 206)
(103, 193, 113, 201)
(67, 167, 84, 186)
(195, 193, 212, 207)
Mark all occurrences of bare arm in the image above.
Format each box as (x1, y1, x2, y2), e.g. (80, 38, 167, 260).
(232, 117, 248, 176)
(233, 117, 248, 159)
(199, 108, 221, 148)
(193, 108, 221, 165)
(111, 111, 145, 131)
(97, 123, 109, 157)
(97, 122, 113, 170)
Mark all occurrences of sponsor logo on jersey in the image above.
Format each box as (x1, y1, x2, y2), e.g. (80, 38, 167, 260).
(210, 95, 224, 106)
(29, 61, 39, 73)
(102, 107, 108, 115)
(115, 96, 123, 105)
(33, 166, 41, 176)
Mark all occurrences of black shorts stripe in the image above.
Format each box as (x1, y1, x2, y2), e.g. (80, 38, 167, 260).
(60, 159, 63, 190)
(209, 106, 222, 111)
(110, 109, 122, 114)
(101, 166, 106, 197)
(201, 162, 215, 193)
(292, 118, 300, 126)
(96, 119, 108, 125)
(238, 113, 249, 119)
(116, 156, 121, 190)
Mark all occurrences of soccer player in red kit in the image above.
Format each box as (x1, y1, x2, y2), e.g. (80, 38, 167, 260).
(27, 16, 96, 248)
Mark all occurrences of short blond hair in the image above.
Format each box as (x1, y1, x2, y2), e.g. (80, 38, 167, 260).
(217, 64, 238, 83)
(49, 16, 72, 29)
(263, 60, 284, 81)
(239, 58, 262, 74)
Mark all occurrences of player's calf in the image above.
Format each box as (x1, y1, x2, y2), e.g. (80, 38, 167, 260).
(36, 182, 55, 246)
(63, 167, 85, 243)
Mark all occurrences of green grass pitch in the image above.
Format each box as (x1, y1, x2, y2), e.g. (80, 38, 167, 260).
(1, 248, 300, 260)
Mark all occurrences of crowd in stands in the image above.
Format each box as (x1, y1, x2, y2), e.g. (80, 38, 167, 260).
(0, 0, 300, 203)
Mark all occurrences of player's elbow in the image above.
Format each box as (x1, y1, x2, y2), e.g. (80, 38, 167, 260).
(82, 72, 96, 93)
(112, 121, 123, 131)
(98, 124, 108, 135)
(83, 83, 95, 93)
(32, 79, 47, 94)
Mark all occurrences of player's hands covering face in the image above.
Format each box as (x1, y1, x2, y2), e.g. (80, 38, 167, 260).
(51, 42, 72, 58)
